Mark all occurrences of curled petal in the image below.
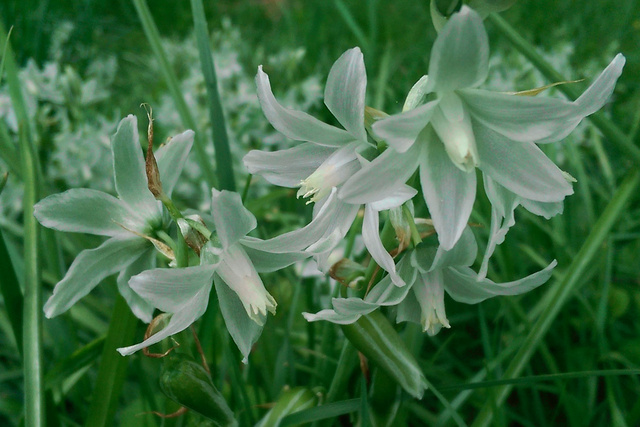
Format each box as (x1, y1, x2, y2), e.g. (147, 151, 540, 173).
(256, 66, 353, 147)
(155, 129, 194, 196)
(372, 101, 439, 153)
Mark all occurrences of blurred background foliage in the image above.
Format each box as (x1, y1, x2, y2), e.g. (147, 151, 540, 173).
(1, 0, 640, 426)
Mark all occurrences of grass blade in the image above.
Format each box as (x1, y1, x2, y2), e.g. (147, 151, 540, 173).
(281, 398, 361, 426)
(488, 13, 640, 165)
(471, 169, 640, 427)
(0, 230, 23, 352)
(84, 295, 138, 427)
(131, 0, 217, 188)
(189, 0, 236, 191)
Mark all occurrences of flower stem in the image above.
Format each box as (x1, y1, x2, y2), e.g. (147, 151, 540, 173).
(402, 205, 422, 247)
(488, 13, 640, 166)
(190, 0, 236, 191)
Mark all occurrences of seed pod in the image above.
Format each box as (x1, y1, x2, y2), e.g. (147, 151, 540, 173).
(340, 310, 427, 399)
(159, 353, 237, 426)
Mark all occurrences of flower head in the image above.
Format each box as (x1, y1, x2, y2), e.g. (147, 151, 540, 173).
(34, 115, 193, 321)
(339, 6, 625, 253)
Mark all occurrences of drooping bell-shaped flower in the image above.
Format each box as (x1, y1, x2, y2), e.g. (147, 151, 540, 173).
(34, 115, 194, 322)
(339, 6, 625, 253)
(303, 228, 557, 335)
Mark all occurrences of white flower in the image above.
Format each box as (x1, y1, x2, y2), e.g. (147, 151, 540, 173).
(117, 189, 306, 361)
(303, 228, 557, 335)
(339, 6, 625, 253)
(244, 48, 416, 285)
(34, 115, 193, 322)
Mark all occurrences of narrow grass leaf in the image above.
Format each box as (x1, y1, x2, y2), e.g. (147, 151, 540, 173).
(281, 398, 361, 426)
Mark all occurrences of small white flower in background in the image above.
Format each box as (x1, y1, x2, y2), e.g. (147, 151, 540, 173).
(339, 6, 625, 254)
(303, 228, 556, 335)
(117, 189, 308, 362)
(34, 115, 193, 322)
(244, 47, 416, 285)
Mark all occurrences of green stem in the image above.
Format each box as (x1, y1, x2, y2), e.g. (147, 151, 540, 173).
(488, 13, 640, 166)
(132, 0, 217, 188)
(85, 294, 138, 427)
(402, 205, 422, 246)
(471, 169, 640, 427)
(190, 0, 236, 191)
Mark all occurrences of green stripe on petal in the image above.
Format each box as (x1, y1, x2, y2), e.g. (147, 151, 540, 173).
(426, 6, 489, 92)
(111, 115, 159, 218)
(210, 189, 257, 249)
(34, 189, 142, 237)
(155, 129, 195, 197)
(256, 66, 353, 147)
(44, 237, 148, 318)
(324, 47, 368, 142)
(117, 248, 156, 323)
(443, 260, 557, 304)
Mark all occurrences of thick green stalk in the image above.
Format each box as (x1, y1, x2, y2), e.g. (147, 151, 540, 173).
(190, 0, 236, 191)
(132, 0, 217, 188)
(471, 169, 640, 427)
(487, 13, 640, 165)
(1, 20, 44, 427)
(84, 295, 138, 427)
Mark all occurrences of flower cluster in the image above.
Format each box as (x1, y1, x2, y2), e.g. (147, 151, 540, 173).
(34, 6, 625, 361)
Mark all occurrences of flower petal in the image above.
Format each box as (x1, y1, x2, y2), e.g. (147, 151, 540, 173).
(365, 255, 417, 304)
(371, 101, 439, 153)
(256, 66, 353, 147)
(44, 237, 147, 318)
(413, 270, 450, 335)
(129, 265, 215, 313)
(362, 205, 404, 286)
(324, 47, 367, 142)
(241, 237, 310, 273)
(215, 244, 276, 325)
(117, 286, 211, 356)
(443, 260, 557, 304)
(111, 115, 159, 218)
(426, 6, 488, 92)
(460, 55, 625, 144)
(243, 143, 335, 188)
(420, 128, 476, 250)
(155, 129, 194, 196)
(367, 184, 417, 212)
(34, 189, 140, 237)
(214, 274, 264, 363)
(339, 142, 422, 205)
(210, 189, 257, 249)
(117, 248, 156, 323)
(475, 121, 573, 202)
(302, 309, 361, 324)
(430, 226, 478, 271)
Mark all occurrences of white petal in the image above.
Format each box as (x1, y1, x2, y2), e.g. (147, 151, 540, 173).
(368, 184, 417, 212)
(362, 205, 404, 286)
(111, 115, 158, 218)
(243, 143, 335, 187)
(214, 274, 264, 363)
(413, 270, 450, 335)
(256, 66, 353, 147)
(302, 309, 361, 324)
(44, 237, 147, 318)
(371, 101, 439, 153)
(420, 129, 476, 250)
(430, 226, 478, 271)
(210, 189, 257, 249)
(474, 121, 573, 202)
(34, 189, 141, 237)
(241, 237, 310, 273)
(216, 244, 276, 325)
(365, 255, 417, 304)
(339, 141, 422, 204)
(460, 55, 625, 144)
(426, 6, 488, 92)
(155, 129, 194, 196)
(324, 47, 367, 142)
(332, 297, 379, 316)
(443, 260, 557, 304)
(117, 286, 211, 356)
(117, 248, 156, 323)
